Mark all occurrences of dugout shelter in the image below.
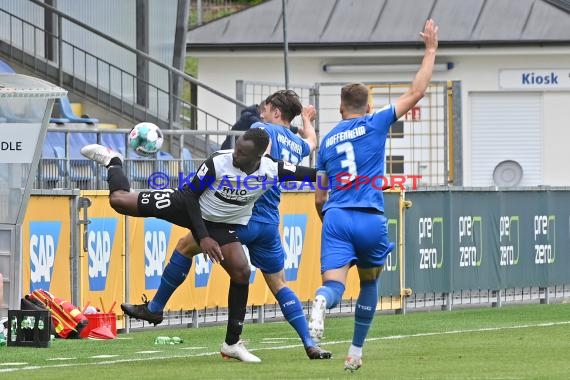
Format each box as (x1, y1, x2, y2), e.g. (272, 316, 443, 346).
(0, 73, 66, 317)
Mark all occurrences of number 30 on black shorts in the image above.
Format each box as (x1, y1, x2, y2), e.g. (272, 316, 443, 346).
(137, 189, 190, 226)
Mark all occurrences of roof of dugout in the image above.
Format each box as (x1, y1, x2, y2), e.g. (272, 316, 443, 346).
(187, 0, 570, 50)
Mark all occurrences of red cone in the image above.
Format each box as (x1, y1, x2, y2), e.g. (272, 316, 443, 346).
(88, 326, 116, 340)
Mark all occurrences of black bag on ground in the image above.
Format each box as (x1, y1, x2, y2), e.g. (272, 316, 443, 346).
(21, 297, 56, 332)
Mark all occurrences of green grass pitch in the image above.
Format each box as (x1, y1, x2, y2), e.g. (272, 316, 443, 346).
(1, 302, 569, 379)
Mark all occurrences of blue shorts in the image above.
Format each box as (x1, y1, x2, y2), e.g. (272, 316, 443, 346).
(236, 220, 284, 274)
(320, 208, 394, 273)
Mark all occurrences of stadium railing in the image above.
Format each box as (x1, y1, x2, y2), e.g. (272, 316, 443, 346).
(33, 127, 240, 190)
(0, 3, 244, 133)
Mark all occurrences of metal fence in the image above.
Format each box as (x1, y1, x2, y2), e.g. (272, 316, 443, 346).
(123, 284, 570, 330)
(0, 2, 243, 134)
(35, 80, 457, 191)
(34, 127, 242, 190)
(239, 80, 458, 187)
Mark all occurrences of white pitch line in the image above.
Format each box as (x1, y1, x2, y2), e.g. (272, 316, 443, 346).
(1, 320, 568, 373)
(260, 337, 300, 341)
(89, 355, 119, 359)
(366, 321, 570, 342)
(260, 337, 301, 344)
(257, 321, 570, 352)
(0, 363, 28, 366)
(46, 358, 77, 361)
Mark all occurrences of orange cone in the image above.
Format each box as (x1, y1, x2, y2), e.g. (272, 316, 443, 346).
(88, 326, 116, 340)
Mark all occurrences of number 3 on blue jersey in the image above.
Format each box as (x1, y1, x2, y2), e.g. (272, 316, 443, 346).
(336, 142, 358, 181)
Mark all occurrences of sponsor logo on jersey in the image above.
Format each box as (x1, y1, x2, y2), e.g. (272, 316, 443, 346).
(196, 163, 209, 179)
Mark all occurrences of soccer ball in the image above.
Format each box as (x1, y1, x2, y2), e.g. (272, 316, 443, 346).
(128, 122, 164, 156)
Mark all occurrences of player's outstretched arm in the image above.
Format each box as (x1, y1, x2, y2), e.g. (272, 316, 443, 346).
(182, 192, 223, 262)
(277, 161, 317, 182)
(394, 19, 439, 119)
(183, 158, 223, 262)
(298, 105, 318, 152)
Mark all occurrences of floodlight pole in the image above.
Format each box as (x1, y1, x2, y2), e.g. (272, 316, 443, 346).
(282, 0, 290, 89)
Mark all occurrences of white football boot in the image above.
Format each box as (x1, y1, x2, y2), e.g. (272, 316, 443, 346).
(80, 144, 123, 166)
(344, 355, 363, 372)
(220, 340, 261, 363)
(308, 295, 327, 343)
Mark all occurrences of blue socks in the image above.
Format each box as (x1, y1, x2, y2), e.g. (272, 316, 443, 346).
(352, 279, 379, 347)
(148, 250, 191, 313)
(315, 280, 345, 309)
(276, 287, 315, 348)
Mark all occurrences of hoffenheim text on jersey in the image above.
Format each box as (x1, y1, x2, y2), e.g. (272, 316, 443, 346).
(277, 133, 303, 155)
(324, 126, 366, 148)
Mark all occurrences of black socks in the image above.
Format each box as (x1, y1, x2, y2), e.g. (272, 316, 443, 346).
(106, 159, 131, 193)
(225, 281, 248, 345)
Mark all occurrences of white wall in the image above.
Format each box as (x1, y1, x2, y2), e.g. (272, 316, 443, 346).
(193, 46, 570, 185)
(543, 92, 570, 185)
(451, 50, 570, 185)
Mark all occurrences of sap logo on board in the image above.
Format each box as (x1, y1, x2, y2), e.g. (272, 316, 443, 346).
(194, 253, 212, 288)
(29, 221, 62, 291)
(88, 218, 118, 291)
(282, 214, 308, 281)
(242, 245, 257, 284)
(193, 245, 257, 287)
(144, 218, 172, 289)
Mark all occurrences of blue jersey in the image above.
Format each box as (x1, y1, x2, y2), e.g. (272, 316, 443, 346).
(317, 104, 397, 213)
(249, 122, 311, 225)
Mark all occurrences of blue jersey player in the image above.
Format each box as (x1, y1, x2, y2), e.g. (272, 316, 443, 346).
(121, 90, 331, 360)
(309, 19, 439, 372)
(236, 90, 330, 359)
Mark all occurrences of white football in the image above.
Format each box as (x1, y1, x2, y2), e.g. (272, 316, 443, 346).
(128, 122, 164, 156)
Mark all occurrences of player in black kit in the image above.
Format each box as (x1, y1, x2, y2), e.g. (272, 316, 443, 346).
(80, 128, 317, 362)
